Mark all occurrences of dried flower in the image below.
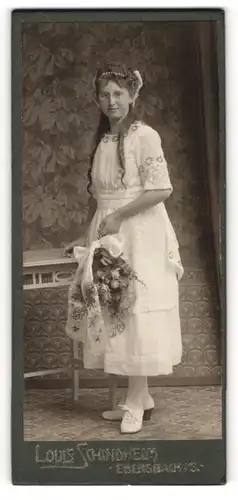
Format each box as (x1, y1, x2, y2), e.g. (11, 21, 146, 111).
(111, 269, 120, 280)
(98, 282, 111, 304)
(96, 269, 104, 280)
(110, 279, 120, 290)
(100, 257, 111, 266)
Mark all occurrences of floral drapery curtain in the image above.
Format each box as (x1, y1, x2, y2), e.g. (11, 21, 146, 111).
(198, 22, 222, 289)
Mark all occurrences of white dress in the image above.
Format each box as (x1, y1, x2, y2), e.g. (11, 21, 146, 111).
(74, 122, 184, 376)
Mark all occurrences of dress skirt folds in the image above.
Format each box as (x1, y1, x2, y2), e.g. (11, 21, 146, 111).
(66, 122, 184, 376)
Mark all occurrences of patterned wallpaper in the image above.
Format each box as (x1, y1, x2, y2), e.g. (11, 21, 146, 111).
(22, 22, 221, 382)
(24, 268, 221, 381)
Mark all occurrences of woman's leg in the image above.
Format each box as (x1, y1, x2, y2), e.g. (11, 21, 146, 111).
(121, 376, 149, 433)
(101, 376, 154, 422)
(125, 376, 148, 409)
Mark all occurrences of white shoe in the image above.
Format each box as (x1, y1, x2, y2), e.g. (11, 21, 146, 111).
(120, 405, 144, 434)
(102, 394, 154, 421)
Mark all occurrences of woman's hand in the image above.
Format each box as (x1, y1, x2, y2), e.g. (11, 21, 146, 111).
(63, 235, 87, 257)
(98, 212, 122, 238)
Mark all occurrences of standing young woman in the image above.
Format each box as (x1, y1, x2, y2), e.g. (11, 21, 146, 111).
(65, 62, 184, 434)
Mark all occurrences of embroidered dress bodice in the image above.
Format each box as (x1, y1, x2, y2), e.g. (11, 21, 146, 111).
(91, 122, 173, 201)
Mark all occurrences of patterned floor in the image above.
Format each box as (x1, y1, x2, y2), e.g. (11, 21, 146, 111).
(24, 386, 222, 441)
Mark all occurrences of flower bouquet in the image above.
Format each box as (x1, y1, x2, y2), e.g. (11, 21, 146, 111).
(92, 246, 142, 315)
(66, 236, 143, 341)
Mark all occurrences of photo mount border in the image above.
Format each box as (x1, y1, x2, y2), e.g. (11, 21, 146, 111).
(11, 8, 226, 485)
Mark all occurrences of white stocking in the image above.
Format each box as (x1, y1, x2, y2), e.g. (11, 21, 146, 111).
(125, 376, 148, 409)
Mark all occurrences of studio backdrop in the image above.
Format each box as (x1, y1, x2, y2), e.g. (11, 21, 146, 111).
(22, 21, 221, 386)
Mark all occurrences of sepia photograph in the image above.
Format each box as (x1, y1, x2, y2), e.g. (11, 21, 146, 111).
(12, 9, 225, 485)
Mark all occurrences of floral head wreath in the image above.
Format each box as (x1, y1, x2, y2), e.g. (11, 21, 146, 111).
(92, 68, 143, 106)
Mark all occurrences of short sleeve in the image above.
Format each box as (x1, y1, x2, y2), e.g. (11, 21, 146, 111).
(137, 127, 173, 192)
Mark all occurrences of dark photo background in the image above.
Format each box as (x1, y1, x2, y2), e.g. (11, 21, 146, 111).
(22, 21, 221, 386)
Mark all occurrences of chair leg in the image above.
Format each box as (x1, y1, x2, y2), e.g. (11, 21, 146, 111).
(73, 340, 80, 402)
(110, 376, 118, 410)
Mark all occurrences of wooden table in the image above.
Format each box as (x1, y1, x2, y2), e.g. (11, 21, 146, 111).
(23, 248, 77, 290)
(23, 249, 79, 389)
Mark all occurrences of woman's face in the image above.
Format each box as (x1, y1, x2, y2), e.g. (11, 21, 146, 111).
(97, 80, 133, 122)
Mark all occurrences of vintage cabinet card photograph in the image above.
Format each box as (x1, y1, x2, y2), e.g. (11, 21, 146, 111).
(12, 8, 226, 485)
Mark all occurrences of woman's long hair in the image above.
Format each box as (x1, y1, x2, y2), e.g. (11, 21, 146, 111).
(87, 62, 143, 195)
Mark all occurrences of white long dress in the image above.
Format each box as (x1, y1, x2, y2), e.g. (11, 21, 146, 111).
(71, 122, 184, 376)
